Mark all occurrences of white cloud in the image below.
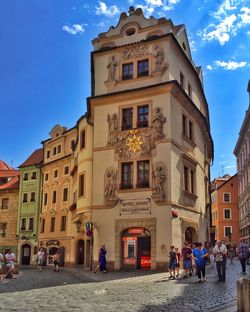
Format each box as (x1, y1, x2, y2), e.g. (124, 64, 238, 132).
(62, 24, 85, 35)
(207, 60, 248, 71)
(163, 0, 180, 11)
(146, 0, 163, 6)
(239, 7, 250, 25)
(95, 1, 119, 17)
(246, 30, 250, 35)
(128, 0, 135, 4)
(212, 0, 237, 19)
(202, 14, 237, 45)
(224, 165, 236, 169)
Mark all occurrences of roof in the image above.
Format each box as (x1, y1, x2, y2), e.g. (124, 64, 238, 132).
(0, 175, 19, 190)
(0, 160, 14, 171)
(19, 148, 43, 168)
(211, 174, 237, 192)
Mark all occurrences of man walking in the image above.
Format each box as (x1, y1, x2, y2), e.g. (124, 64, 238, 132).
(181, 241, 192, 278)
(237, 239, 249, 275)
(213, 240, 227, 282)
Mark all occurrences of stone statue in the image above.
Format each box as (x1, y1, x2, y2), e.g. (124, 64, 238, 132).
(104, 168, 118, 203)
(152, 164, 165, 202)
(152, 107, 166, 140)
(107, 113, 118, 145)
(153, 45, 167, 74)
(107, 56, 118, 81)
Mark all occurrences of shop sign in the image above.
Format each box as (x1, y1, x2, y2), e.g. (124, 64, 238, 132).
(122, 237, 137, 241)
(46, 240, 60, 246)
(141, 256, 151, 268)
(120, 198, 151, 215)
(128, 228, 144, 234)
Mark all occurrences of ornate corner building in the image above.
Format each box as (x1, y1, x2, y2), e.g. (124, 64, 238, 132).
(88, 7, 213, 270)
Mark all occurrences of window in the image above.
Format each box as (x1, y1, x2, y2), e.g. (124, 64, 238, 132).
(137, 105, 148, 128)
(224, 193, 231, 202)
(64, 166, 69, 175)
(80, 130, 86, 150)
(137, 59, 149, 77)
(137, 160, 149, 188)
(183, 165, 196, 194)
(23, 172, 28, 181)
(224, 226, 232, 237)
(71, 139, 75, 150)
(30, 192, 36, 202)
(182, 115, 187, 136)
(50, 217, 55, 232)
(52, 191, 57, 204)
(44, 173, 49, 181)
(54, 170, 58, 178)
(224, 209, 231, 219)
(29, 218, 34, 231)
(63, 188, 68, 201)
(188, 83, 192, 98)
(31, 171, 36, 180)
(122, 108, 133, 130)
(57, 145, 61, 154)
(21, 218, 26, 231)
(180, 72, 185, 88)
(0, 223, 7, 237)
(79, 174, 85, 197)
(44, 193, 48, 206)
(184, 166, 189, 191)
(46, 150, 50, 159)
(60, 216, 67, 231)
(122, 63, 133, 80)
(40, 219, 45, 233)
(190, 170, 194, 194)
(121, 162, 133, 189)
(189, 121, 193, 140)
(23, 193, 28, 203)
(53, 147, 57, 155)
(1, 198, 9, 209)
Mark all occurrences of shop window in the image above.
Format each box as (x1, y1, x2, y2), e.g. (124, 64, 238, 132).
(52, 191, 57, 204)
(50, 217, 55, 232)
(29, 218, 34, 231)
(30, 192, 36, 202)
(121, 162, 133, 189)
(63, 188, 68, 201)
(21, 218, 26, 231)
(137, 105, 148, 128)
(137, 160, 149, 188)
(0, 223, 7, 237)
(122, 108, 133, 130)
(122, 63, 133, 80)
(40, 219, 45, 233)
(224, 209, 231, 219)
(80, 130, 86, 150)
(23, 193, 28, 203)
(61, 216, 67, 231)
(137, 59, 149, 77)
(1, 198, 9, 209)
(44, 193, 48, 206)
(23, 172, 28, 181)
(79, 174, 85, 197)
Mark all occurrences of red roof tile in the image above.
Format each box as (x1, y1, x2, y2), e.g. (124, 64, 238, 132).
(0, 169, 19, 178)
(0, 175, 19, 190)
(19, 148, 43, 168)
(0, 160, 14, 171)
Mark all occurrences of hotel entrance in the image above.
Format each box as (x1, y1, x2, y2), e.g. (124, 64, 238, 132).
(122, 228, 151, 270)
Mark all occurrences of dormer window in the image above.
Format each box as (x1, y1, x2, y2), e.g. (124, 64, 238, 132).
(122, 63, 133, 80)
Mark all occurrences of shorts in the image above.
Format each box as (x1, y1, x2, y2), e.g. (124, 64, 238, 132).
(176, 263, 180, 268)
(6, 263, 14, 269)
(38, 259, 44, 266)
(168, 260, 176, 269)
(183, 259, 191, 269)
(54, 261, 59, 265)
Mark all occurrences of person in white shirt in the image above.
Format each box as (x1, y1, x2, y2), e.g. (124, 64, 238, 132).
(5, 249, 16, 279)
(213, 240, 227, 282)
(37, 248, 45, 271)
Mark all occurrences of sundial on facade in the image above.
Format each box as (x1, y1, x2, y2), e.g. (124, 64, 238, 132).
(126, 129, 143, 153)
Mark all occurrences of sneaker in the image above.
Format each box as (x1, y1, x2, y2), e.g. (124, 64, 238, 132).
(202, 277, 207, 282)
(173, 277, 176, 280)
(197, 279, 201, 283)
(169, 275, 173, 279)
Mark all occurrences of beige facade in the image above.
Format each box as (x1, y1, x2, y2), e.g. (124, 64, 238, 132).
(88, 8, 213, 270)
(234, 80, 250, 244)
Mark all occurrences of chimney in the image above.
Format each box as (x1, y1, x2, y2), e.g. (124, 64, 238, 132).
(247, 79, 250, 107)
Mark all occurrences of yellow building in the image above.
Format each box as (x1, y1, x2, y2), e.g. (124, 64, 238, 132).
(87, 7, 213, 270)
(0, 160, 19, 255)
(39, 125, 77, 266)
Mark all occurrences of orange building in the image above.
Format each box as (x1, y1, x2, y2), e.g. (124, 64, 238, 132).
(211, 174, 240, 244)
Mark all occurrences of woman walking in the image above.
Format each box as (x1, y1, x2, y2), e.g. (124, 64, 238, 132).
(192, 242, 208, 282)
(52, 251, 60, 272)
(94, 245, 107, 273)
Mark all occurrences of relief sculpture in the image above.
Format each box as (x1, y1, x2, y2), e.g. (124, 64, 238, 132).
(104, 168, 119, 203)
(152, 107, 166, 140)
(153, 45, 168, 76)
(107, 113, 118, 145)
(106, 56, 118, 82)
(152, 163, 166, 202)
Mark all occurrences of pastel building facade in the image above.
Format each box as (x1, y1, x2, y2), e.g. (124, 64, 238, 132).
(17, 149, 43, 265)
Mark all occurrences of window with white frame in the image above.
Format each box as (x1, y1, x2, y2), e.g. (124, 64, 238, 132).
(223, 192, 231, 202)
(224, 208, 231, 219)
(224, 226, 232, 237)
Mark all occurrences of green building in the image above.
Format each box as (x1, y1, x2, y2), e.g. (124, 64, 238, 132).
(17, 149, 43, 265)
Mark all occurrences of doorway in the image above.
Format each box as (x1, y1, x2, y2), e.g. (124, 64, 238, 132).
(76, 240, 85, 265)
(137, 237, 151, 269)
(21, 244, 31, 265)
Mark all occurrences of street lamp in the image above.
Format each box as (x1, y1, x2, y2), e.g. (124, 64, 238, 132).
(74, 220, 82, 233)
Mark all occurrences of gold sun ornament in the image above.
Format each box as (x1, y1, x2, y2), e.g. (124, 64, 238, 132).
(126, 129, 143, 153)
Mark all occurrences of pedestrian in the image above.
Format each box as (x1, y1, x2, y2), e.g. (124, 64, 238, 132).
(168, 245, 176, 279)
(236, 239, 249, 275)
(192, 242, 208, 282)
(0, 252, 4, 280)
(52, 251, 60, 272)
(228, 245, 234, 264)
(94, 244, 107, 273)
(175, 247, 180, 278)
(4, 249, 16, 279)
(213, 240, 227, 282)
(37, 247, 45, 271)
(181, 241, 192, 278)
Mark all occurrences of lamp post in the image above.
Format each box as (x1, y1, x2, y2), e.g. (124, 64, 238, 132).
(74, 220, 82, 233)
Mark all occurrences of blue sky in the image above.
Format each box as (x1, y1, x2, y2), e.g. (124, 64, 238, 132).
(0, 0, 249, 179)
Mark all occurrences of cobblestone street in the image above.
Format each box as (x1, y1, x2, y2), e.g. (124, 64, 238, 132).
(0, 260, 249, 312)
